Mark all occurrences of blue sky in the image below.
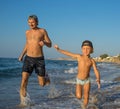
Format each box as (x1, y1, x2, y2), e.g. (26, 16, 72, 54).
(0, 0, 120, 58)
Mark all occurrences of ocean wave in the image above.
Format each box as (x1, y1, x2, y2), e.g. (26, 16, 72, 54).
(0, 67, 21, 79)
(64, 67, 77, 74)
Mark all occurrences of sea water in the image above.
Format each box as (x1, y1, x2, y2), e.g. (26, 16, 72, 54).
(0, 58, 120, 109)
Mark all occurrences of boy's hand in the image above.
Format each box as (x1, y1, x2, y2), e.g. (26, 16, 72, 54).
(97, 82, 101, 89)
(96, 79, 101, 89)
(54, 44, 59, 50)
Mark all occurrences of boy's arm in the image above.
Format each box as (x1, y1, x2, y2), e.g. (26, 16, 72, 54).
(54, 45, 79, 58)
(92, 59, 101, 89)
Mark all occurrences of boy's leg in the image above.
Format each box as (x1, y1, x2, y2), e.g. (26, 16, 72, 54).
(83, 83, 90, 107)
(76, 84, 82, 99)
(20, 72, 29, 103)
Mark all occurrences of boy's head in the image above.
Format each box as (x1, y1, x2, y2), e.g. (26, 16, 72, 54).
(81, 40, 94, 53)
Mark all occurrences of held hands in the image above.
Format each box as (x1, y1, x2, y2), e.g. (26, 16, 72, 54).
(54, 44, 60, 50)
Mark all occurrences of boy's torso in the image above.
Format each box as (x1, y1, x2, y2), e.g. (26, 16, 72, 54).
(77, 56, 92, 80)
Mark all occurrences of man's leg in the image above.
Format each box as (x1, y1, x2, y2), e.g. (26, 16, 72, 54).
(38, 76, 45, 87)
(20, 72, 29, 103)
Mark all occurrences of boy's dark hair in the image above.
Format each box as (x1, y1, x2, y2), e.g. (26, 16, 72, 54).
(81, 40, 93, 48)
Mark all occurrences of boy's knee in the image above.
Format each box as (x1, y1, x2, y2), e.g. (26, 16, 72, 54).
(76, 94, 82, 99)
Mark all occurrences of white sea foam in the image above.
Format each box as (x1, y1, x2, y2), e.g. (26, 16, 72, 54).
(48, 84, 61, 98)
(64, 67, 77, 74)
(19, 92, 34, 107)
(64, 79, 76, 84)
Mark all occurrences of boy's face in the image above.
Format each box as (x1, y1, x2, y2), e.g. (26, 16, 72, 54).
(28, 18, 38, 29)
(81, 46, 93, 56)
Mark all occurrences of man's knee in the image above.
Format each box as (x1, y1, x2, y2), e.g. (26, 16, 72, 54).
(21, 72, 29, 84)
(38, 81, 45, 87)
(38, 76, 45, 87)
(21, 78, 28, 87)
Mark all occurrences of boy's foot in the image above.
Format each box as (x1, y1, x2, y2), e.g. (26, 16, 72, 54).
(45, 73, 50, 85)
(80, 102, 86, 109)
(18, 103, 27, 108)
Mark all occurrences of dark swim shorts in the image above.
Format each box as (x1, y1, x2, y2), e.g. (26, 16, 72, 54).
(22, 55, 45, 76)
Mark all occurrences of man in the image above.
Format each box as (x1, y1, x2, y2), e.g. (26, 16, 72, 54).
(18, 15, 52, 106)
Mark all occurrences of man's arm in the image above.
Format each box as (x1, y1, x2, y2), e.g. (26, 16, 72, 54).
(43, 29, 52, 47)
(18, 44, 27, 61)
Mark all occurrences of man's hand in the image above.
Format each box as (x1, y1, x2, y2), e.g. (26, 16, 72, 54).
(39, 41, 44, 47)
(18, 56, 23, 62)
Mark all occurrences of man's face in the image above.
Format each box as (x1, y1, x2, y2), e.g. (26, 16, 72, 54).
(28, 18, 38, 29)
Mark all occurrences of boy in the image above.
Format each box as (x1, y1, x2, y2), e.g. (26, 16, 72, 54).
(54, 40, 100, 109)
(18, 15, 52, 106)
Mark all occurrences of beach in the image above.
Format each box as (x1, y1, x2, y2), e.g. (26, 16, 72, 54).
(0, 58, 120, 109)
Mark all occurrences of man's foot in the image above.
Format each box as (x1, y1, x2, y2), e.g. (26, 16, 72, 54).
(45, 73, 50, 85)
(18, 102, 34, 108)
(19, 94, 33, 107)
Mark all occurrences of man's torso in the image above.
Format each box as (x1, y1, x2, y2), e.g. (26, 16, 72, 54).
(26, 28, 44, 57)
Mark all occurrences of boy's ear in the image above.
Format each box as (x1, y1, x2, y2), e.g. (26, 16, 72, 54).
(91, 48, 94, 53)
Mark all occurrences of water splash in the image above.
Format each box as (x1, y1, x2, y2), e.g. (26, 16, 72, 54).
(87, 104, 98, 109)
(19, 92, 34, 107)
(48, 84, 61, 98)
(70, 91, 100, 109)
(64, 67, 77, 74)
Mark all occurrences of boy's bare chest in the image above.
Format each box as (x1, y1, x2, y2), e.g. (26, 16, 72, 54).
(78, 58, 92, 67)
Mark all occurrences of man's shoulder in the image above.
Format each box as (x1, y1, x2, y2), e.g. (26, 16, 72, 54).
(39, 28, 46, 32)
(26, 30, 30, 34)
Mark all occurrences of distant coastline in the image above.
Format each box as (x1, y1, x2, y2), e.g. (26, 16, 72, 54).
(94, 55, 120, 64)
(48, 55, 120, 64)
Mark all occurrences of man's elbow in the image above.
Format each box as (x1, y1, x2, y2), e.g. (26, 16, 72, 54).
(48, 42, 52, 48)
